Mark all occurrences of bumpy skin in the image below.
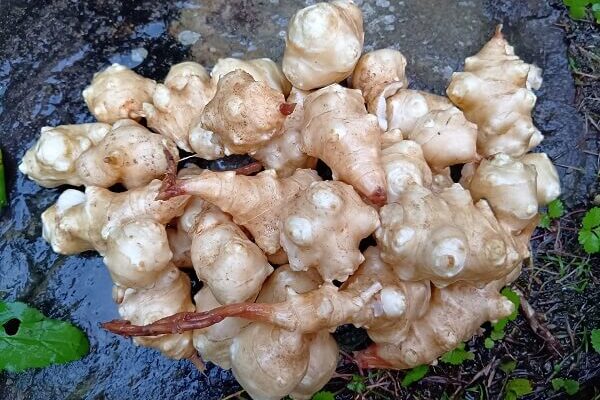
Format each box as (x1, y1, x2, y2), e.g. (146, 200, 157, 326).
(355, 281, 514, 369)
(521, 152, 561, 206)
(376, 184, 523, 287)
(167, 197, 206, 268)
(19, 123, 111, 188)
(83, 64, 156, 123)
(191, 203, 273, 304)
(193, 287, 250, 369)
(282, 0, 364, 90)
(344, 247, 431, 346)
(170, 168, 320, 255)
(256, 265, 323, 304)
(465, 153, 539, 233)
(41, 179, 189, 256)
(211, 57, 291, 96)
(280, 181, 380, 281)
(302, 84, 387, 205)
(383, 90, 478, 171)
(201, 70, 288, 154)
(252, 88, 317, 177)
(118, 267, 196, 359)
(381, 140, 433, 203)
(76, 119, 179, 188)
(142, 62, 215, 152)
(447, 26, 543, 157)
(350, 49, 408, 130)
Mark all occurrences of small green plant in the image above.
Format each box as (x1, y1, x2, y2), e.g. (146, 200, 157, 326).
(539, 199, 564, 229)
(312, 391, 335, 400)
(401, 365, 429, 387)
(578, 207, 600, 254)
(563, 0, 600, 23)
(504, 378, 533, 400)
(486, 288, 520, 348)
(551, 378, 580, 395)
(440, 342, 475, 365)
(591, 329, 600, 353)
(500, 360, 517, 375)
(0, 300, 89, 372)
(346, 374, 366, 393)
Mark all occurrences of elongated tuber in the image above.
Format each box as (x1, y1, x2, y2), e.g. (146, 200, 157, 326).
(212, 57, 291, 96)
(191, 202, 273, 304)
(282, 0, 364, 90)
(200, 70, 289, 155)
(83, 64, 156, 123)
(161, 168, 320, 255)
(355, 280, 514, 369)
(301, 84, 387, 204)
(281, 180, 380, 281)
(19, 123, 111, 188)
(142, 62, 215, 152)
(447, 26, 543, 157)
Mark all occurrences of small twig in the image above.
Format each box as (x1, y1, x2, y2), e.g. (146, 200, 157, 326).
(514, 289, 564, 357)
(451, 358, 497, 399)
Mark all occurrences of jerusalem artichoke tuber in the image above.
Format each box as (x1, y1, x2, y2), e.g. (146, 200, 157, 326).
(521, 152, 561, 206)
(19, 123, 111, 188)
(301, 84, 387, 205)
(447, 26, 543, 157)
(142, 62, 215, 152)
(211, 57, 291, 96)
(83, 64, 156, 123)
(280, 180, 380, 281)
(282, 0, 364, 90)
(200, 70, 290, 155)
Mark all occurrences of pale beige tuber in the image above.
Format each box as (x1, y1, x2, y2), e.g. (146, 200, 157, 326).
(280, 180, 379, 281)
(301, 84, 387, 205)
(142, 62, 215, 152)
(83, 64, 156, 123)
(521, 152, 561, 205)
(161, 168, 320, 255)
(447, 26, 543, 157)
(200, 70, 289, 155)
(282, 0, 364, 90)
(211, 57, 291, 96)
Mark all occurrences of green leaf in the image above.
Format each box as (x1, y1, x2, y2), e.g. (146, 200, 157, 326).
(552, 378, 580, 395)
(547, 199, 565, 219)
(501, 287, 520, 321)
(312, 391, 335, 400)
(0, 301, 89, 372)
(401, 365, 429, 387)
(578, 229, 600, 254)
(500, 360, 517, 374)
(539, 214, 551, 229)
(505, 378, 533, 399)
(569, 5, 588, 18)
(346, 374, 366, 393)
(591, 329, 600, 353)
(484, 337, 495, 349)
(0, 150, 7, 208)
(440, 343, 475, 365)
(582, 207, 600, 229)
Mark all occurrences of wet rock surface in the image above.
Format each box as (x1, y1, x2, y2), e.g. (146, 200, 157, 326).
(0, 0, 596, 399)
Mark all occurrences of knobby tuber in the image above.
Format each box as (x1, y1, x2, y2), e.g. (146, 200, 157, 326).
(282, 0, 364, 90)
(142, 62, 215, 152)
(22, 2, 565, 399)
(83, 64, 156, 123)
(301, 84, 387, 205)
(447, 26, 543, 157)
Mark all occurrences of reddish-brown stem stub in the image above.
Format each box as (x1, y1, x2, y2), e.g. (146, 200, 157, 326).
(353, 346, 394, 369)
(102, 303, 274, 337)
(230, 161, 263, 175)
(368, 186, 387, 207)
(279, 102, 296, 116)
